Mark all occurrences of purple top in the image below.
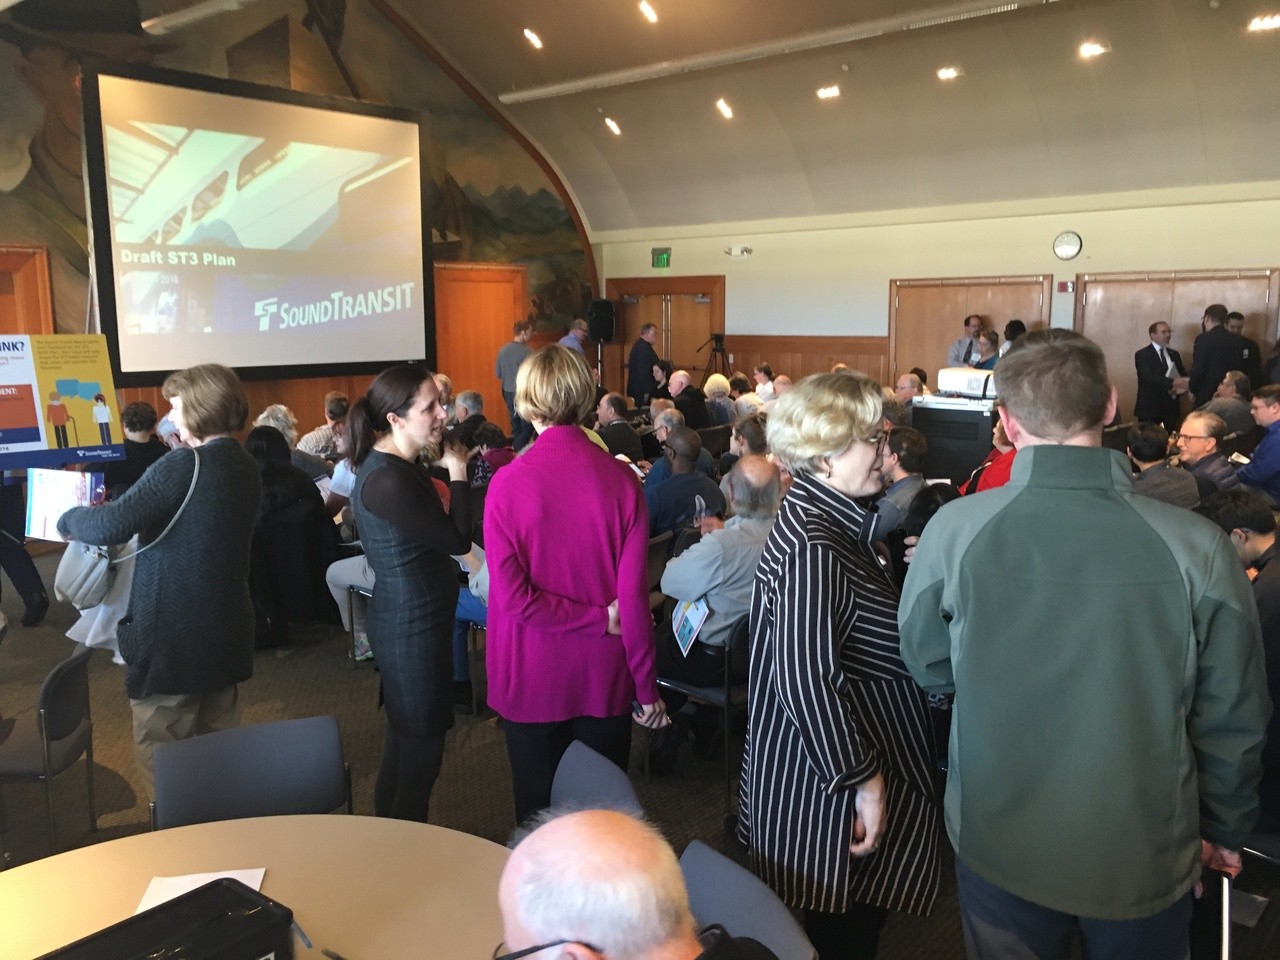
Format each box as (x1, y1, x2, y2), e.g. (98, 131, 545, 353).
(484, 424, 659, 722)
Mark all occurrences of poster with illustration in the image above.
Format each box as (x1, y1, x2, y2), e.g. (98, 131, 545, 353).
(0, 335, 124, 470)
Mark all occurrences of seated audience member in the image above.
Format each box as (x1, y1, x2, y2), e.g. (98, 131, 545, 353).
(885, 482, 961, 592)
(499, 810, 779, 960)
(1198, 488, 1280, 831)
(645, 409, 717, 486)
(1175, 411, 1240, 497)
(753, 363, 776, 401)
(669, 370, 711, 428)
(1239, 386, 1280, 504)
(880, 388, 909, 429)
(730, 374, 764, 416)
(894, 372, 924, 413)
(451, 390, 487, 448)
(703, 373, 736, 425)
(872, 427, 927, 541)
(910, 367, 932, 394)
(324, 416, 356, 520)
(761, 375, 793, 412)
(1001, 319, 1027, 356)
(1199, 371, 1254, 437)
(719, 410, 768, 476)
(639, 398, 676, 461)
(651, 360, 674, 401)
(963, 417, 1016, 494)
(646, 427, 726, 537)
(652, 456, 780, 769)
(103, 400, 168, 500)
(254, 403, 334, 480)
(1127, 422, 1199, 509)
(472, 422, 516, 486)
(595, 392, 644, 461)
(245, 425, 336, 647)
(297, 390, 348, 459)
(973, 329, 1000, 370)
(831, 362, 851, 374)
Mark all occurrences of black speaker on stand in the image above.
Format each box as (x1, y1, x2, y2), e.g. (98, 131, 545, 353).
(587, 299, 616, 342)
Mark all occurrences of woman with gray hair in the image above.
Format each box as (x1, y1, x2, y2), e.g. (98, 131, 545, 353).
(738, 372, 940, 959)
(254, 403, 333, 480)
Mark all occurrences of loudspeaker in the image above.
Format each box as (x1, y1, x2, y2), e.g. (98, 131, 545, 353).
(587, 299, 616, 342)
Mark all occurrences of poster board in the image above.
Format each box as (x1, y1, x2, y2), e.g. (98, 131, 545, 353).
(0, 335, 125, 470)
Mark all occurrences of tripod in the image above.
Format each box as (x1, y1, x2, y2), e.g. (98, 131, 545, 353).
(698, 334, 732, 386)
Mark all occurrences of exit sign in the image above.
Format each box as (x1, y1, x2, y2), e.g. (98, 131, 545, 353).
(651, 247, 671, 269)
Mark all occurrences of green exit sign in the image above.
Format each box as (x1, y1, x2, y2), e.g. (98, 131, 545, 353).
(651, 247, 671, 269)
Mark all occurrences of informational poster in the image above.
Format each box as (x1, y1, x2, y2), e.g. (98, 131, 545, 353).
(0, 335, 125, 470)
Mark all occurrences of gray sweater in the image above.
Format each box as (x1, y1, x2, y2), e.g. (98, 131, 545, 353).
(59, 438, 262, 700)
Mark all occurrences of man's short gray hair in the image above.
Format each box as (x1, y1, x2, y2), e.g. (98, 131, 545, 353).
(509, 810, 695, 960)
(457, 390, 484, 415)
(725, 455, 781, 521)
(254, 404, 298, 447)
(654, 408, 685, 432)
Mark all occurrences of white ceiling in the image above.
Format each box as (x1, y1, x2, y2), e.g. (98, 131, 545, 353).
(393, 0, 1280, 234)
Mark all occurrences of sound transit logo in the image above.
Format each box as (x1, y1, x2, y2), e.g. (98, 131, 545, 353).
(253, 282, 416, 331)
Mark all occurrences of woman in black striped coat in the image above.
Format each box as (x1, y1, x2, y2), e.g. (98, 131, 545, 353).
(738, 372, 940, 959)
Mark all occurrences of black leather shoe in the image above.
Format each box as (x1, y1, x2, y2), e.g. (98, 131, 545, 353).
(22, 590, 49, 628)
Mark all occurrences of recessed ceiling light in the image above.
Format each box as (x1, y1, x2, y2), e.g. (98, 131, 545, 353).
(715, 98, 733, 118)
(1079, 40, 1110, 58)
(604, 117, 621, 135)
(1249, 13, 1280, 30)
(639, 1, 658, 23)
(817, 85, 840, 99)
(523, 28, 543, 49)
(936, 66, 963, 80)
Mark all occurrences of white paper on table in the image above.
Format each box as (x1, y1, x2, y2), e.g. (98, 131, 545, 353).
(135, 868, 266, 914)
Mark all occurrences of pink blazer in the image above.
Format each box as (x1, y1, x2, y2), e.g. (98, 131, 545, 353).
(484, 425, 659, 722)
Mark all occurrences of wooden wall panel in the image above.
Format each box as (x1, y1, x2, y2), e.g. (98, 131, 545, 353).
(724, 335, 891, 386)
(0, 246, 54, 336)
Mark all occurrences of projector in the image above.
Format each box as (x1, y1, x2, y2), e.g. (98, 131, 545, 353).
(935, 366, 996, 399)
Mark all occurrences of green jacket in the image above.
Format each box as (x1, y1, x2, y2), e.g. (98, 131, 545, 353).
(899, 445, 1269, 920)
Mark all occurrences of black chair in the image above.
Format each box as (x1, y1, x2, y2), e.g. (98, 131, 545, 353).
(1221, 425, 1265, 458)
(656, 615, 750, 823)
(549, 740, 644, 816)
(697, 425, 732, 459)
(647, 530, 673, 611)
(1101, 420, 1133, 454)
(680, 840, 817, 960)
(0, 645, 95, 850)
(150, 715, 352, 830)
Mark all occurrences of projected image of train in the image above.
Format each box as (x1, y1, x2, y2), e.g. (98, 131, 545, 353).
(105, 122, 417, 253)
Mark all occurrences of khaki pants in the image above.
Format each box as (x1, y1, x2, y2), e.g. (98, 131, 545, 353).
(130, 686, 240, 798)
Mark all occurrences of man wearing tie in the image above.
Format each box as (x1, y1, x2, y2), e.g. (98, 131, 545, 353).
(1134, 321, 1188, 430)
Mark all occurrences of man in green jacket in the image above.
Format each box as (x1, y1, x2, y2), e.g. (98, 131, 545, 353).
(900, 329, 1270, 958)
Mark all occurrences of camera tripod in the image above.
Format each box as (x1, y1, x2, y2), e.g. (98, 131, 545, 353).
(698, 334, 732, 386)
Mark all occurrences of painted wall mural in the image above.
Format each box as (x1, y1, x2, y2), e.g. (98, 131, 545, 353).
(0, 0, 589, 338)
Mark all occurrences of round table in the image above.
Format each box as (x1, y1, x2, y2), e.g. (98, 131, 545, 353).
(0, 815, 509, 960)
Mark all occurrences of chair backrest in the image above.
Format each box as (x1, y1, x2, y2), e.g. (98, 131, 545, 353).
(647, 531, 673, 592)
(679, 840, 817, 960)
(549, 740, 644, 816)
(697, 425, 732, 458)
(152, 715, 348, 829)
(724, 615, 751, 684)
(38, 645, 93, 743)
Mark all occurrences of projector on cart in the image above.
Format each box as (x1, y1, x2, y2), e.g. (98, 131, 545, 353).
(933, 366, 996, 400)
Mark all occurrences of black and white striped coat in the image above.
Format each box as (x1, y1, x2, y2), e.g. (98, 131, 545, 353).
(737, 474, 940, 915)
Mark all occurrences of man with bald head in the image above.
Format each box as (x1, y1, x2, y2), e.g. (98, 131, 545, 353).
(669, 369, 711, 428)
(645, 426, 725, 538)
(498, 810, 777, 960)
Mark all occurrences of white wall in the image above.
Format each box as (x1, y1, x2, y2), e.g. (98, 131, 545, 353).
(594, 182, 1280, 337)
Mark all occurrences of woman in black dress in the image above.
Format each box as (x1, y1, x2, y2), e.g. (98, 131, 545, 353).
(348, 366, 471, 821)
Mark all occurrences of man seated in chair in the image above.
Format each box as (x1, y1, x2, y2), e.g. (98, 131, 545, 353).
(650, 456, 779, 771)
(499, 810, 778, 960)
(646, 427, 726, 539)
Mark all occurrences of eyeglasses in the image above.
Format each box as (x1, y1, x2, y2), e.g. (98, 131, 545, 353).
(862, 431, 889, 455)
(493, 940, 602, 960)
(1172, 433, 1211, 441)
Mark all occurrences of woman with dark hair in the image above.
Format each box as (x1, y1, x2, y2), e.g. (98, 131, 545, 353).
(651, 359, 674, 400)
(754, 362, 777, 401)
(1001, 319, 1027, 357)
(348, 365, 471, 821)
(244, 425, 323, 515)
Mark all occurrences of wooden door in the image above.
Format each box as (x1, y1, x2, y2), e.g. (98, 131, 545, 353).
(890, 276, 1051, 384)
(1076, 269, 1280, 425)
(603, 276, 726, 399)
(434, 262, 528, 432)
(0, 246, 53, 336)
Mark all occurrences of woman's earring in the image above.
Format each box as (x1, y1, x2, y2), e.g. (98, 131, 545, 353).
(824, 461, 832, 479)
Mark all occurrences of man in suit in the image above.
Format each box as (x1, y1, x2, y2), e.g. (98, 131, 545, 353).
(1227, 311, 1264, 389)
(626, 323, 661, 407)
(1134, 321, 1187, 430)
(1190, 303, 1249, 407)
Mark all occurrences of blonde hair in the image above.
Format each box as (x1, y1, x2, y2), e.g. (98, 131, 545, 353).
(704, 373, 731, 398)
(766, 372, 883, 476)
(161, 363, 248, 440)
(515, 345, 595, 426)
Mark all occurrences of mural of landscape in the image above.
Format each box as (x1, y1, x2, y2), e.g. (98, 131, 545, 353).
(0, 0, 591, 337)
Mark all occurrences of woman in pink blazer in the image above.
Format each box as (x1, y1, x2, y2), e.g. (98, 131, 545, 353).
(485, 345, 668, 822)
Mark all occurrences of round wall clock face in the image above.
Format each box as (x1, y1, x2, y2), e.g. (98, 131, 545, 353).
(1053, 230, 1083, 260)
